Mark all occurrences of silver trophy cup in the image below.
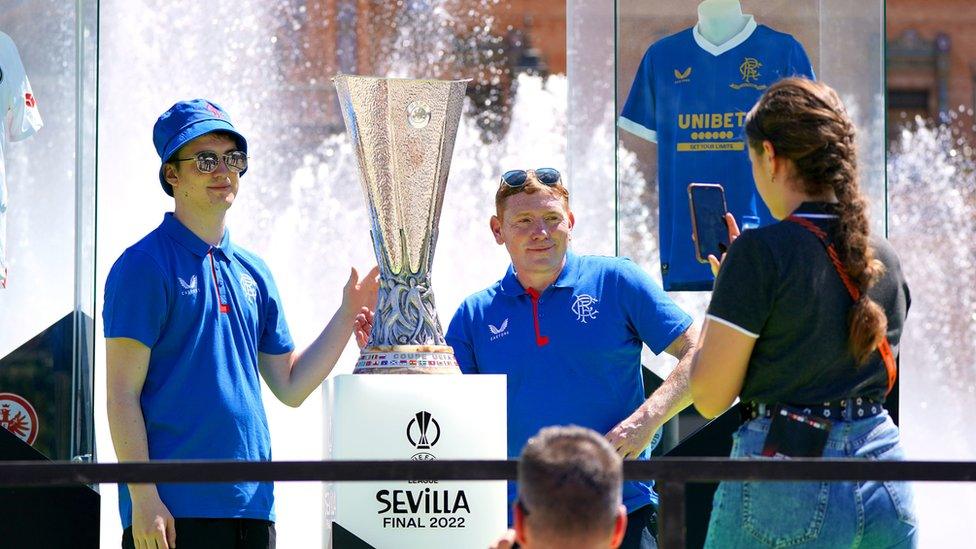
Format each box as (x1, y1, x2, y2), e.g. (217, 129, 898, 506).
(334, 74, 467, 374)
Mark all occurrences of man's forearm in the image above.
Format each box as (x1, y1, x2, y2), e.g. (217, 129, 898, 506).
(282, 305, 358, 405)
(107, 394, 158, 497)
(641, 325, 699, 424)
(641, 352, 694, 425)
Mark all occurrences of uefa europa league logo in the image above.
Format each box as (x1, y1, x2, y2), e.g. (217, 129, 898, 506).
(407, 410, 441, 450)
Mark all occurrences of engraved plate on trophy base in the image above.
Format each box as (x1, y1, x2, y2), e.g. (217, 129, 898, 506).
(354, 346, 459, 374)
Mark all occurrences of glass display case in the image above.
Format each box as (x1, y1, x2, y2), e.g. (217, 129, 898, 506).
(610, 1, 884, 546)
(613, 0, 884, 436)
(3, 1, 971, 547)
(0, 0, 98, 464)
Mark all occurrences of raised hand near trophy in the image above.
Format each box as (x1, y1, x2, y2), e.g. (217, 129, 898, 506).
(341, 265, 380, 315)
(353, 307, 374, 349)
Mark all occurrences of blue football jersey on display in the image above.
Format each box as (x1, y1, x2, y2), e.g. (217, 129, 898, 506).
(620, 18, 814, 291)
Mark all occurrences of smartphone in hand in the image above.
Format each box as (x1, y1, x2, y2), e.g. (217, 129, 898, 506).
(688, 183, 730, 264)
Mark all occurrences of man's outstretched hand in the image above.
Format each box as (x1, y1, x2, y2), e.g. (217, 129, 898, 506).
(354, 307, 374, 348)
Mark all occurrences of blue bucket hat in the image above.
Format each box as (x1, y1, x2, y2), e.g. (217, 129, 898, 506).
(153, 99, 248, 196)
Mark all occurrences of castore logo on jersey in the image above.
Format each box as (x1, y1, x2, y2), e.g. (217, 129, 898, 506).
(178, 275, 199, 296)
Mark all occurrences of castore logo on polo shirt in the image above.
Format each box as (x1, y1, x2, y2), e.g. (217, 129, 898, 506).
(571, 294, 599, 324)
(488, 318, 509, 341)
(240, 273, 258, 303)
(178, 275, 199, 296)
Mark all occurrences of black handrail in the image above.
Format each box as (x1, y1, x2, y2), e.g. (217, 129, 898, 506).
(2, 458, 973, 548)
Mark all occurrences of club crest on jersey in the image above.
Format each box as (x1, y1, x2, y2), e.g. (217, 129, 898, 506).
(488, 318, 510, 341)
(240, 273, 258, 303)
(673, 67, 692, 83)
(571, 294, 599, 324)
(24, 92, 37, 108)
(730, 57, 767, 90)
(178, 275, 199, 296)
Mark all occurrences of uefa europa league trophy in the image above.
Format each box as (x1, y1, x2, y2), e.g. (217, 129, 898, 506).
(334, 74, 467, 374)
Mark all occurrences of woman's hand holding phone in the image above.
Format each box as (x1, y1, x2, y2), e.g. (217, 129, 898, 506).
(707, 213, 741, 277)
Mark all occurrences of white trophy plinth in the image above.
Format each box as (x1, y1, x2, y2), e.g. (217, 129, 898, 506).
(324, 374, 507, 549)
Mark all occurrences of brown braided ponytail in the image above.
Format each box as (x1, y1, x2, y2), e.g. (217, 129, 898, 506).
(744, 78, 886, 364)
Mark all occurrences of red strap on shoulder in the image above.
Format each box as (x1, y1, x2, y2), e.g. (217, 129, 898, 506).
(788, 215, 897, 396)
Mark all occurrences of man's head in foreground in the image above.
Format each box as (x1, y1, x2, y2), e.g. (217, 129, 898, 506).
(515, 426, 627, 549)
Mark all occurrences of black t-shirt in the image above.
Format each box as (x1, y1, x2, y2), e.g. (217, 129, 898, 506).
(707, 202, 910, 404)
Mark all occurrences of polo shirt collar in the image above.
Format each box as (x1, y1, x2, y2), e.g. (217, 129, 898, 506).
(498, 251, 581, 296)
(160, 212, 235, 259)
(551, 251, 581, 288)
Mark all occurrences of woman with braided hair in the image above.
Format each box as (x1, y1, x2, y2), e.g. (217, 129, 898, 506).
(690, 77, 917, 547)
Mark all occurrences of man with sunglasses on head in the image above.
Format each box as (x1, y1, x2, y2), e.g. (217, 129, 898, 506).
(104, 99, 377, 549)
(359, 168, 697, 548)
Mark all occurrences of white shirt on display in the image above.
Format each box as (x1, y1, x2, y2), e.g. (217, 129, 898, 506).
(0, 30, 43, 288)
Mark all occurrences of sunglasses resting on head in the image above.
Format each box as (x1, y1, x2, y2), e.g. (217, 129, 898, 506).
(500, 168, 562, 188)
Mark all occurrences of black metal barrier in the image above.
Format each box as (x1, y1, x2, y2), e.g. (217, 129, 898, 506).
(1, 458, 975, 548)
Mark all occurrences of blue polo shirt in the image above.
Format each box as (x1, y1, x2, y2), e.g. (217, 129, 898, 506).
(446, 252, 693, 515)
(103, 213, 294, 527)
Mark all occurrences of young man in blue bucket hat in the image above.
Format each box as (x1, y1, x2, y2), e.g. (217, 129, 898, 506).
(104, 99, 378, 549)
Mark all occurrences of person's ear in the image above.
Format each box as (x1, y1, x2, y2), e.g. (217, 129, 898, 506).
(513, 501, 529, 546)
(163, 163, 180, 189)
(609, 504, 628, 548)
(761, 140, 778, 174)
(490, 215, 504, 245)
(567, 209, 575, 230)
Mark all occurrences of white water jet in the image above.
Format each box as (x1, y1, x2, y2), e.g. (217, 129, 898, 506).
(889, 117, 976, 547)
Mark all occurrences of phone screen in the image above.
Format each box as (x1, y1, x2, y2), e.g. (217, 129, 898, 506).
(688, 183, 729, 264)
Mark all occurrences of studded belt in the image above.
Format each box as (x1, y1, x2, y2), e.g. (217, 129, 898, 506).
(742, 397, 885, 423)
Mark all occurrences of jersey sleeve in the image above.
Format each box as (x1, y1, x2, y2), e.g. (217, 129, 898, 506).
(616, 259, 693, 355)
(102, 250, 171, 348)
(706, 230, 776, 337)
(1, 35, 43, 142)
(788, 37, 816, 81)
(257, 269, 295, 355)
(446, 302, 479, 374)
(618, 46, 658, 143)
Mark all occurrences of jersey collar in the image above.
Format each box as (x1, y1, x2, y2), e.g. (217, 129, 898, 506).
(551, 251, 581, 289)
(692, 15, 757, 57)
(792, 201, 841, 218)
(498, 251, 581, 296)
(160, 212, 235, 259)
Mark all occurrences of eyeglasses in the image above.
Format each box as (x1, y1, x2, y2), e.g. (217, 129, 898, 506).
(173, 150, 248, 174)
(500, 168, 562, 188)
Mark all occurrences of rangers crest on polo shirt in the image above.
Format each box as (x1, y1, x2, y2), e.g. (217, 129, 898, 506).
(240, 272, 258, 302)
(571, 294, 599, 323)
(0, 31, 43, 289)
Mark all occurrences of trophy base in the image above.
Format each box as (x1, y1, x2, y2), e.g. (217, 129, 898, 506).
(353, 345, 461, 374)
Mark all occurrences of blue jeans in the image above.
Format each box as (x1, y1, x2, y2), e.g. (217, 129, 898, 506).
(705, 410, 917, 548)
